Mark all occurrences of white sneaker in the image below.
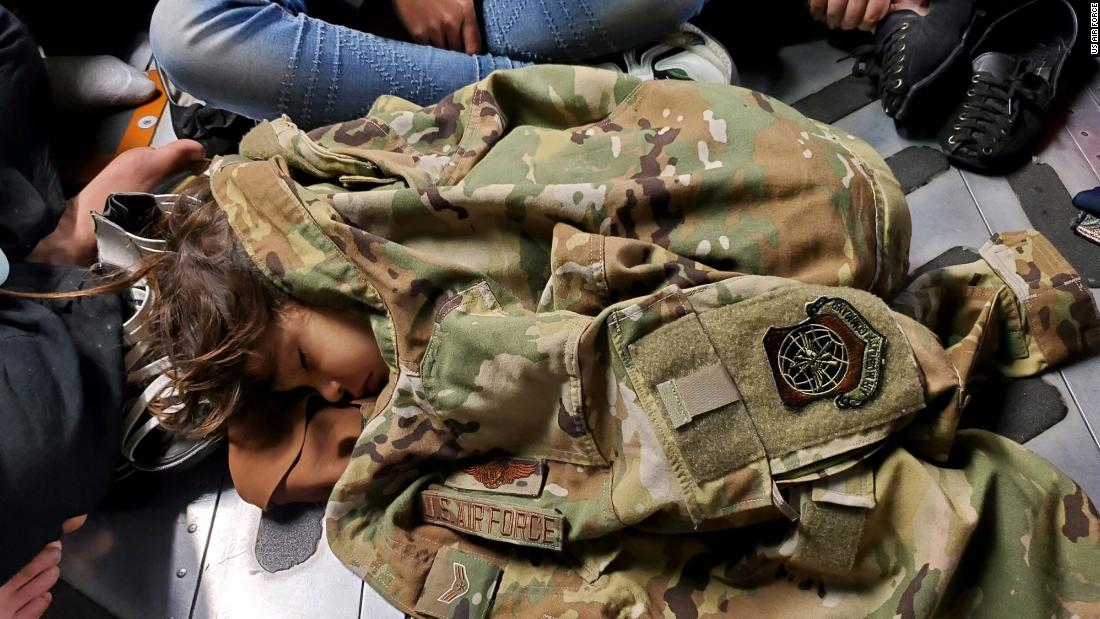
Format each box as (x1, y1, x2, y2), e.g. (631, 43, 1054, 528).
(599, 23, 738, 85)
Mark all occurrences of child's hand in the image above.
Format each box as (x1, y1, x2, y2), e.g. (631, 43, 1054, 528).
(808, 0, 891, 31)
(391, 0, 483, 54)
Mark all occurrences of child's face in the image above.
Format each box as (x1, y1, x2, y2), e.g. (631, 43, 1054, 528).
(260, 302, 389, 403)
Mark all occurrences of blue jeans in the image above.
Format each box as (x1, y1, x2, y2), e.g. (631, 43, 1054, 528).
(150, 0, 704, 129)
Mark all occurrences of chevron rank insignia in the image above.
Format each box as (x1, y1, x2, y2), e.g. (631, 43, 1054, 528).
(436, 563, 469, 604)
(763, 296, 887, 410)
(415, 547, 501, 619)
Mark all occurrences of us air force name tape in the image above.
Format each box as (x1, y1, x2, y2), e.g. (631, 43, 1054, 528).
(420, 488, 565, 551)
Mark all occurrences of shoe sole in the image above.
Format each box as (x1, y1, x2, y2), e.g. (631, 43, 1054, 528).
(680, 23, 737, 85)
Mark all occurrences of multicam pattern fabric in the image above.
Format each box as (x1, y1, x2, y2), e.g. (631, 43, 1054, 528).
(208, 66, 1100, 618)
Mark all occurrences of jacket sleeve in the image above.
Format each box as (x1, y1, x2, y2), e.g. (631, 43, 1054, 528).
(892, 229, 1099, 378)
(891, 229, 1100, 460)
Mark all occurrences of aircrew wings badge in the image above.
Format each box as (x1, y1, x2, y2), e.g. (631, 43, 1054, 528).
(763, 296, 886, 410)
(445, 457, 545, 497)
(464, 460, 540, 489)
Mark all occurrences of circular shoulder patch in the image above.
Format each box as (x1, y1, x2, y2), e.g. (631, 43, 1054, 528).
(763, 296, 887, 409)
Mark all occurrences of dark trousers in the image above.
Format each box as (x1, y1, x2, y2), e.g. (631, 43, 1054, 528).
(0, 6, 125, 581)
(0, 4, 64, 258)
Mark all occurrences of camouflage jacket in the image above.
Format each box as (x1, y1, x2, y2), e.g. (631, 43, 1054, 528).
(209, 66, 1100, 618)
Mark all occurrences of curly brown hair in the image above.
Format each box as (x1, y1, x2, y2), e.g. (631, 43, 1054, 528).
(142, 178, 288, 436)
(0, 176, 286, 437)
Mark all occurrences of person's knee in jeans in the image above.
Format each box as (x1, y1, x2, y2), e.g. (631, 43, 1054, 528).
(149, 0, 212, 93)
(596, 0, 707, 53)
(615, 0, 707, 31)
(150, 0, 295, 118)
(150, 0, 519, 124)
(481, 0, 707, 63)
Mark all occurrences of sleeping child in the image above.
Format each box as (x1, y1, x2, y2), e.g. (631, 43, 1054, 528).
(132, 66, 1099, 618)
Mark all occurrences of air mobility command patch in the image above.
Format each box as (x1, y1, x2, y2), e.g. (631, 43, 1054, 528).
(763, 296, 886, 409)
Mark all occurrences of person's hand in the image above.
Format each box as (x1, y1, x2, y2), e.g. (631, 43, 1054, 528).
(0, 518, 86, 619)
(391, 0, 483, 54)
(0, 542, 61, 619)
(808, 0, 891, 31)
(27, 139, 205, 267)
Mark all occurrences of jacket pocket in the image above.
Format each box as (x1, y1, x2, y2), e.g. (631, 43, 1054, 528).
(421, 282, 605, 467)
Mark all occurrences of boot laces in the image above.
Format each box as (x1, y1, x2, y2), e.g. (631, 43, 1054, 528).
(850, 20, 911, 111)
(849, 44, 881, 80)
(947, 65, 1049, 155)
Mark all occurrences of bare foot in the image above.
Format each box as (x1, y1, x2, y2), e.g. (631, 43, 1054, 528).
(27, 139, 206, 266)
(0, 542, 61, 619)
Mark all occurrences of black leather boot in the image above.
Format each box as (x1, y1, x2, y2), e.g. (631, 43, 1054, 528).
(939, 0, 1078, 174)
(854, 0, 983, 120)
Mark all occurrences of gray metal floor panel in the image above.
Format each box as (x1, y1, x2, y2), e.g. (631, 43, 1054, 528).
(833, 101, 937, 158)
(53, 36, 1100, 619)
(1025, 368, 1100, 501)
(768, 39, 857, 104)
(1063, 84, 1100, 181)
(959, 168, 1029, 233)
(56, 459, 224, 619)
(190, 490, 372, 619)
(905, 169, 993, 269)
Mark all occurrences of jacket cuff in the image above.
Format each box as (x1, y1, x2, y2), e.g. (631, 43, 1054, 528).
(979, 230, 1100, 372)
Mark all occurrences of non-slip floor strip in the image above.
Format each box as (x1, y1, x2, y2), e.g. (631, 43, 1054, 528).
(960, 377, 1069, 444)
(791, 74, 878, 124)
(886, 146, 952, 194)
(254, 502, 325, 573)
(1007, 161, 1100, 287)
